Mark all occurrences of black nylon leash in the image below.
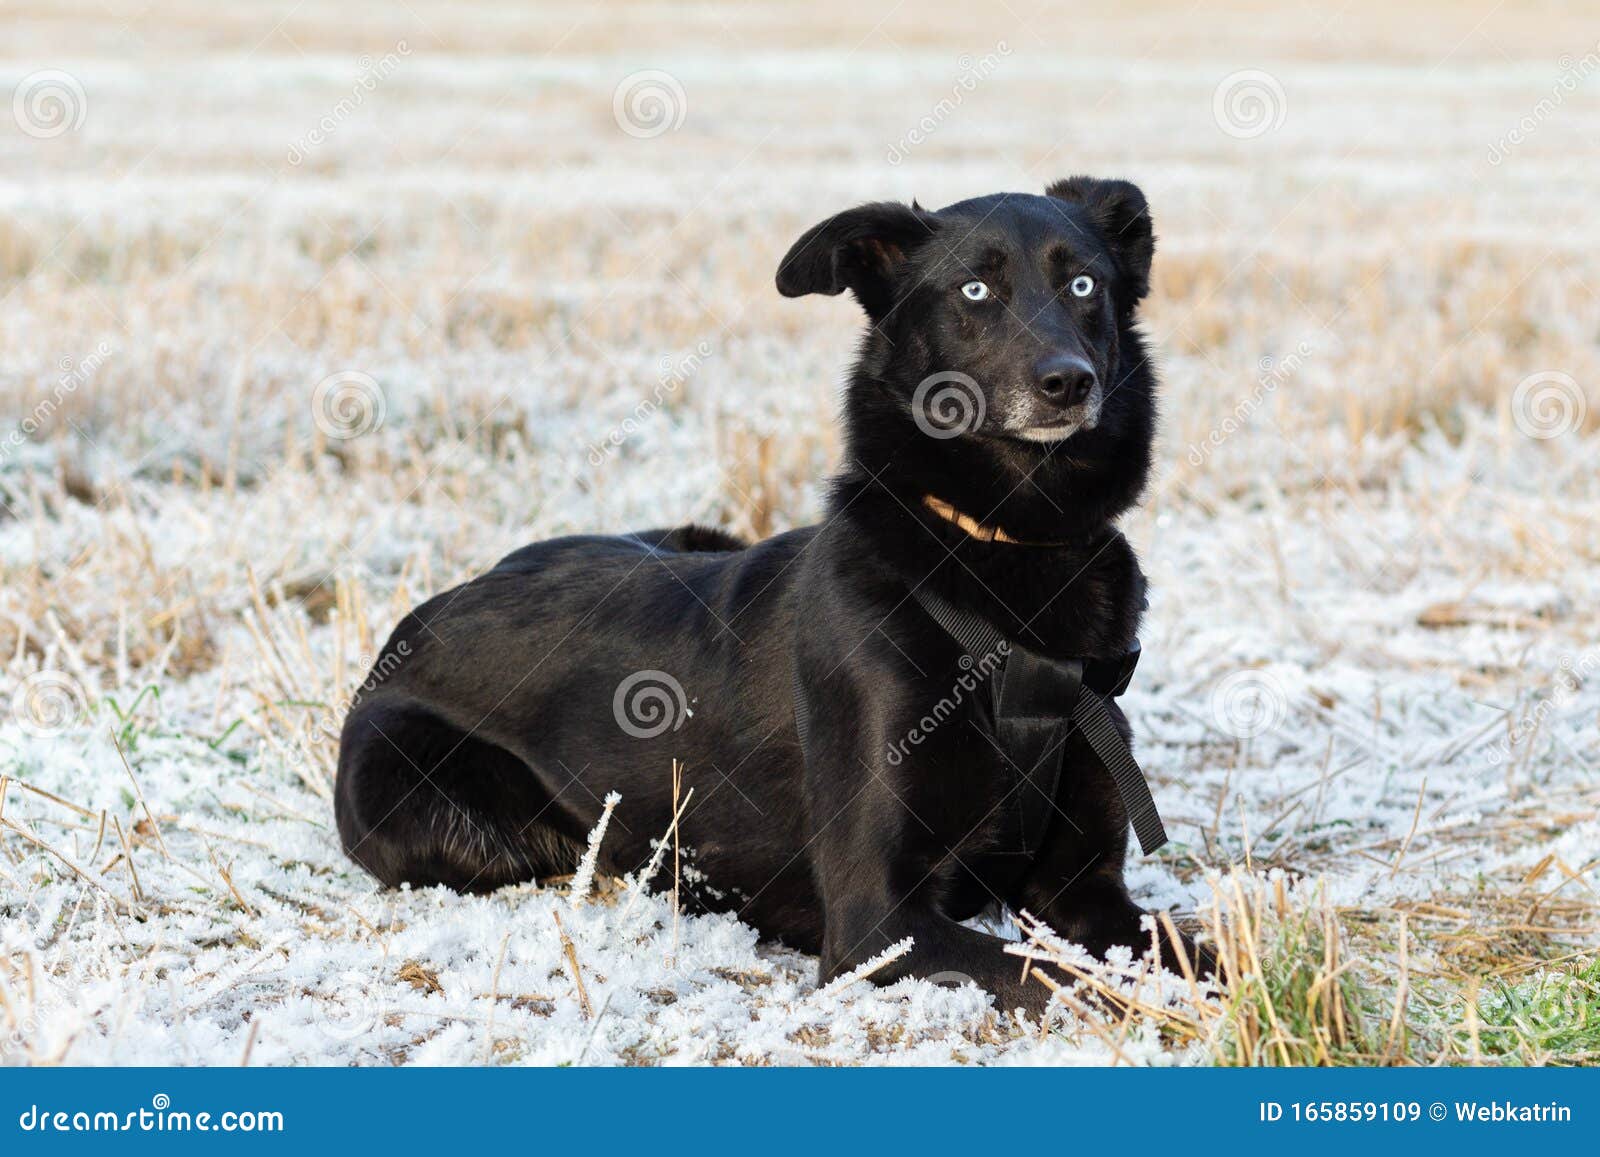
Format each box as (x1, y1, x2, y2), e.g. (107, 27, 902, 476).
(792, 585, 1169, 856)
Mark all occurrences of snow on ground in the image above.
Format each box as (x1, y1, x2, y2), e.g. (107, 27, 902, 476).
(2, 0, 1598, 1065)
(3, 420, 1593, 1065)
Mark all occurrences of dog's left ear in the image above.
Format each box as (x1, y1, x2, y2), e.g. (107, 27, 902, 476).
(1046, 177, 1154, 303)
(775, 201, 937, 321)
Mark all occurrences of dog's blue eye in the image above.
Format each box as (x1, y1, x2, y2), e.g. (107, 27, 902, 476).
(1070, 275, 1095, 297)
(960, 280, 990, 301)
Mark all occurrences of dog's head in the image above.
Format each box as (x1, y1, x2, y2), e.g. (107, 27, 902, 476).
(777, 178, 1154, 452)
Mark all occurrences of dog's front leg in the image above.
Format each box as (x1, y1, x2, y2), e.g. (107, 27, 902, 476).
(803, 768, 1049, 1014)
(1012, 708, 1214, 979)
(795, 654, 1054, 1016)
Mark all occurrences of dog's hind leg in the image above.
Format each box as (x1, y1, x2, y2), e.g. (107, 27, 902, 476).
(335, 699, 582, 894)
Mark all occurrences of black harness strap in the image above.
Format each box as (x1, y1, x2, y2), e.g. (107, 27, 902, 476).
(791, 587, 1169, 857)
(914, 587, 1167, 856)
(911, 585, 1007, 657)
(1071, 687, 1168, 855)
(990, 643, 1079, 855)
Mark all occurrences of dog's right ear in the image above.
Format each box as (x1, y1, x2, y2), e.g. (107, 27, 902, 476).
(775, 202, 937, 321)
(1046, 177, 1154, 303)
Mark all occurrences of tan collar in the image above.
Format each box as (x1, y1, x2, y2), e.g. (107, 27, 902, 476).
(922, 494, 1064, 547)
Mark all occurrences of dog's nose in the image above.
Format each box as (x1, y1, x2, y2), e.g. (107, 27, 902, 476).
(1033, 355, 1098, 406)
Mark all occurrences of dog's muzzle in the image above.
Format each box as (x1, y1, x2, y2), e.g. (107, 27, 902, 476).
(1008, 387, 1103, 442)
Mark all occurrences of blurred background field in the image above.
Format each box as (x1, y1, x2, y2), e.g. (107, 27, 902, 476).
(0, 0, 1596, 1065)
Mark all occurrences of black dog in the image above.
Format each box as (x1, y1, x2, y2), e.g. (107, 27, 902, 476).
(335, 178, 1207, 1014)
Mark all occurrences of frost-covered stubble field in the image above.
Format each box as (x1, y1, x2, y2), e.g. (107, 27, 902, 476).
(2, 0, 1597, 1066)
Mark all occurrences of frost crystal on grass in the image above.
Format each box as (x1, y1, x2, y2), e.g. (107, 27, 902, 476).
(569, 791, 621, 909)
